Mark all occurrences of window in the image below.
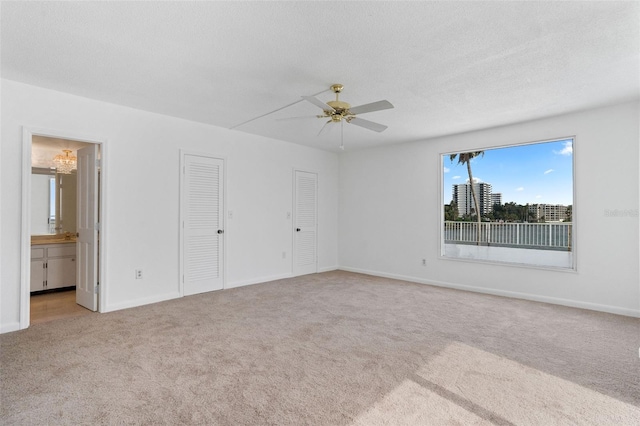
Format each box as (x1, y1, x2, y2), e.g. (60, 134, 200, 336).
(442, 138, 574, 269)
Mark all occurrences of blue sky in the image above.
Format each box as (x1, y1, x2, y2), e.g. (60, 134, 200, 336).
(443, 139, 573, 206)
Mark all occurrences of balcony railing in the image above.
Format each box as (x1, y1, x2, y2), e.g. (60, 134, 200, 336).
(444, 221, 572, 251)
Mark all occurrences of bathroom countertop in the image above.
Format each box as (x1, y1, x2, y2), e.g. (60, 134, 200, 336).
(31, 237, 77, 245)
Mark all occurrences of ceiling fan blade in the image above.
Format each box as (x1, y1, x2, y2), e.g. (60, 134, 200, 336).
(348, 100, 394, 115)
(275, 115, 320, 121)
(349, 117, 388, 133)
(302, 95, 335, 112)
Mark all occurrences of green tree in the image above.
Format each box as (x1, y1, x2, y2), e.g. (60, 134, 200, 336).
(450, 151, 485, 244)
(444, 200, 459, 221)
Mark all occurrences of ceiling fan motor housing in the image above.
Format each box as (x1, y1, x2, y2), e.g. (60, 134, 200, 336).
(327, 100, 352, 122)
(326, 83, 351, 119)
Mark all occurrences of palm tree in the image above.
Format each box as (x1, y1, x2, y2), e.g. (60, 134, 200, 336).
(450, 151, 484, 244)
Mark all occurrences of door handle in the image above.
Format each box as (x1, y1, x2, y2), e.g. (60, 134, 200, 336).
(217, 229, 224, 234)
(296, 228, 301, 232)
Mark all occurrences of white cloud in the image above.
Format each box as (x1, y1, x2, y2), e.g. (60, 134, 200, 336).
(544, 169, 554, 175)
(553, 141, 573, 156)
(444, 167, 450, 173)
(466, 177, 483, 184)
(536, 195, 542, 199)
(516, 187, 524, 191)
(452, 175, 461, 180)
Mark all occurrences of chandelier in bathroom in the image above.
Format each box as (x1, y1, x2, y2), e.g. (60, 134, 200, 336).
(53, 149, 77, 174)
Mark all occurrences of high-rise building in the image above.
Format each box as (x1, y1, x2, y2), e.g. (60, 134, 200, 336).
(528, 204, 569, 222)
(491, 193, 502, 207)
(452, 181, 493, 217)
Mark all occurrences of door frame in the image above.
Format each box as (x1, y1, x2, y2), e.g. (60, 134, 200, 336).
(20, 127, 107, 329)
(178, 149, 227, 296)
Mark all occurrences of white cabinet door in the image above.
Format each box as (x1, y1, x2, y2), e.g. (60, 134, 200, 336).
(47, 257, 76, 289)
(30, 260, 45, 292)
(30, 243, 76, 292)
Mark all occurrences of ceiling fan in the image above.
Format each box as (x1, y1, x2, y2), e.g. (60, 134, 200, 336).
(302, 83, 393, 130)
(282, 84, 394, 149)
(231, 83, 394, 150)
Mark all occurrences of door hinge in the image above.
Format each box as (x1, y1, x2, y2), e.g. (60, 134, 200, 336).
(95, 159, 101, 167)
(95, 222, 101, 231)
(95, 284, 100, 294)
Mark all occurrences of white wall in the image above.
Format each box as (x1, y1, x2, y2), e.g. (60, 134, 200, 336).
(339, 101, 640, 317)
(1, 79, 339, 332)
(2, 80, 637, 334)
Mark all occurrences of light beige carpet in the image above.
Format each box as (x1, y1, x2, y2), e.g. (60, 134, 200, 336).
(1, 271, 639, 425)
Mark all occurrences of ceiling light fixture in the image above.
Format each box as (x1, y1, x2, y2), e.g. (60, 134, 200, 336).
(53, 149, 77, 174)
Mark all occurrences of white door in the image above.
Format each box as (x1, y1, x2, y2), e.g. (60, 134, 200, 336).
(293, 170, 318, 276)
(76, 144, 98, 311)
(182, 154, 224, 296)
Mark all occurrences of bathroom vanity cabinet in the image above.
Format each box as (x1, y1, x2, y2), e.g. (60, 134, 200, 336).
(30, 243, 76, 293)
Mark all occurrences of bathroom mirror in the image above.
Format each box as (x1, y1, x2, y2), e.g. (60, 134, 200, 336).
(31, 167, 77, 236)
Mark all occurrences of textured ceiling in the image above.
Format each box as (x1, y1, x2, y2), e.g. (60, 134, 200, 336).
(2, 1, 638, 152)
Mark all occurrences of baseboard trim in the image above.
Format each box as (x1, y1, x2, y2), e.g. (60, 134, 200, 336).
(104, 291, 181, 313)
(1, 321, 21, 334)
(100, 268, 339, 312)
(339, 266, 640, 318)
(318, 265, 339, 273)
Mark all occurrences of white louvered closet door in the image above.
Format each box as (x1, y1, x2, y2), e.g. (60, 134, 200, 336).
(182, 154, 224, 296)
(293, 170, 318, 276)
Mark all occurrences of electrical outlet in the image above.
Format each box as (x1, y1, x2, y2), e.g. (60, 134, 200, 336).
(135, 269, 143, 279)
(282, 251, 287, 259)
(422, 259, 426, 266)
(228, 210, 233, 219)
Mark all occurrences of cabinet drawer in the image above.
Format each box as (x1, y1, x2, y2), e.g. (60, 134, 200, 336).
(31, 248, 45, 259)
(47, 246, 76, 257)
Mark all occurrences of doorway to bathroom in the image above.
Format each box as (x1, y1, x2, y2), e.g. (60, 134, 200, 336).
(21, 128, 105, 329)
